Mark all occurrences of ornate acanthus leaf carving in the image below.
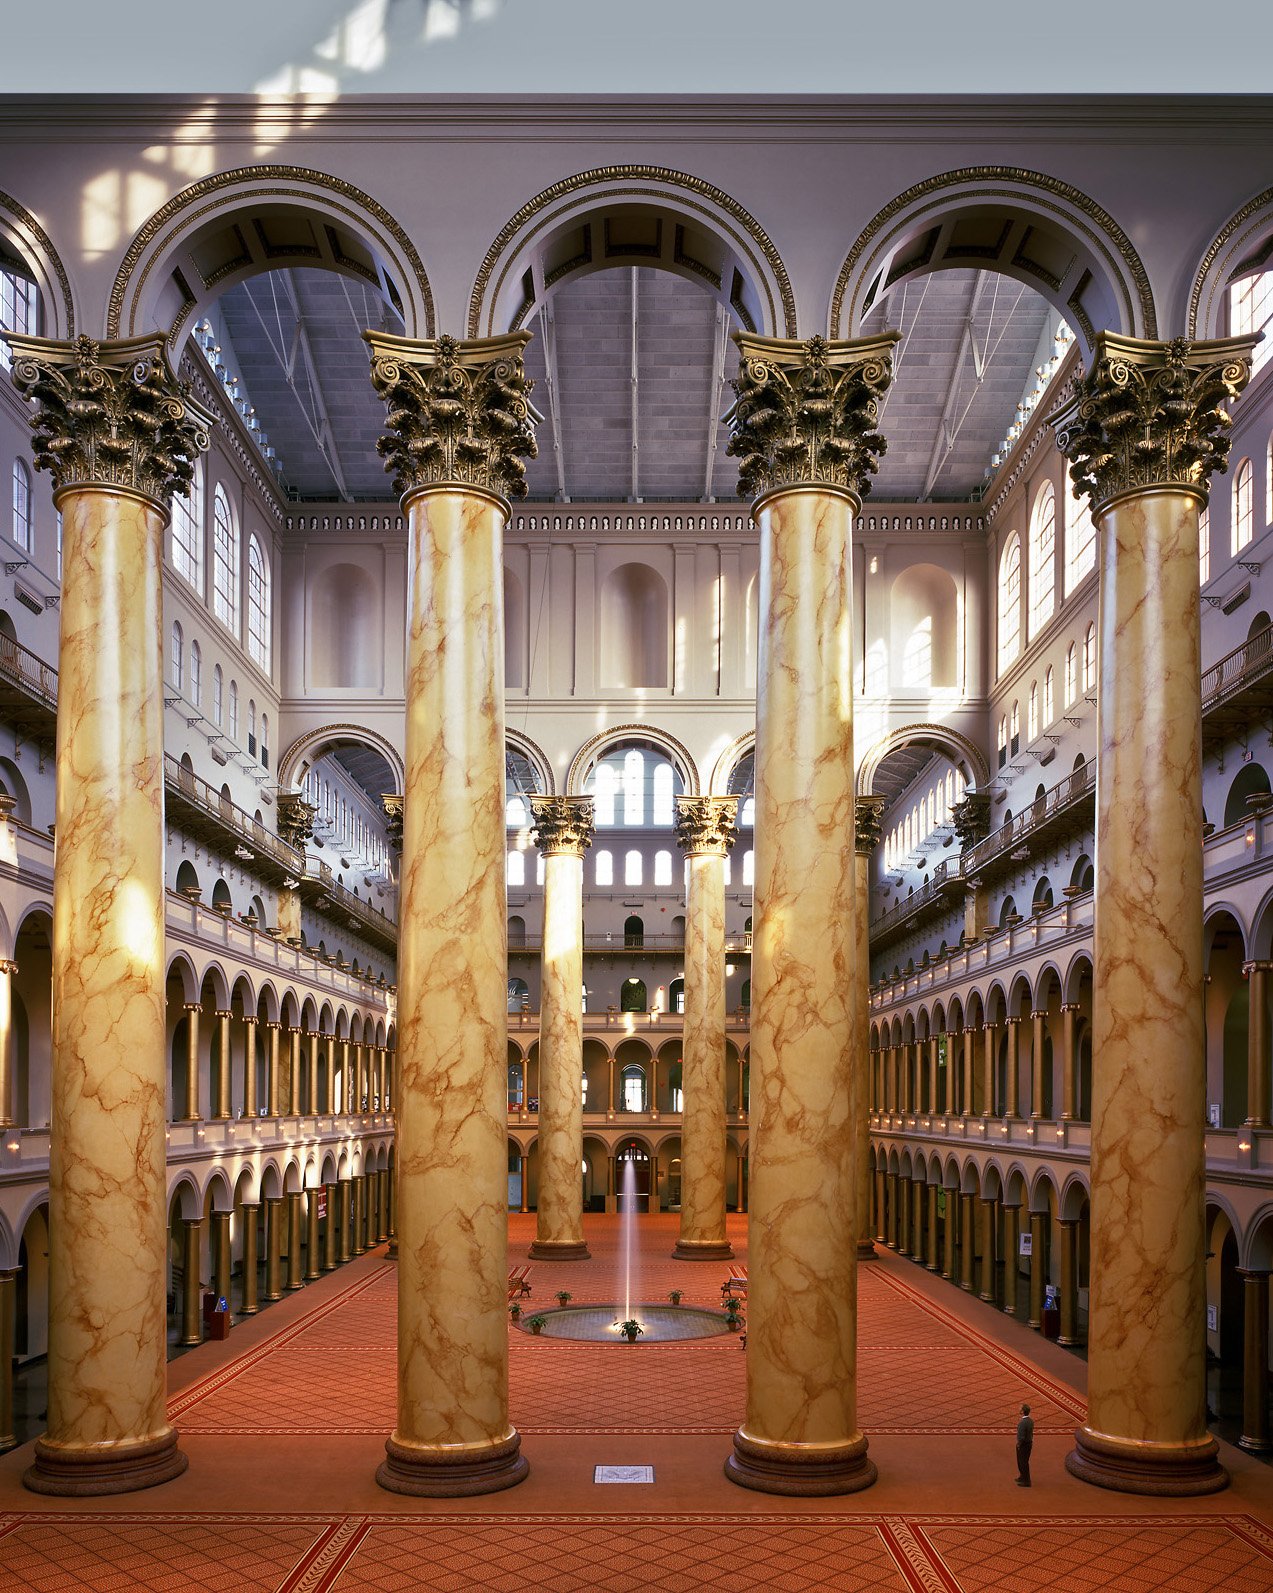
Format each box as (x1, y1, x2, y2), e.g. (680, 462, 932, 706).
(380, 794, 404, 854)
(674, 795, 739, 857)
(529, 795, 595, 857)
(854, 795, 885, 856)
(6, 332, 213, 507)
(276, 793, 317, 851)
(951, 792, 993, 851)
(363, 330, 541, 502)
(1050, 332, 1258, 515)
(725, 331, 899, 501)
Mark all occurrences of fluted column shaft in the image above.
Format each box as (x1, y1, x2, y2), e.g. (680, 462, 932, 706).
(529, 797, 593, 1262)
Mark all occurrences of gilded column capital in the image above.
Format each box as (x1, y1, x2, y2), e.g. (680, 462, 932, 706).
(363, 330, 540, 505)
(673, 795, 739, 857)
(854, 795, 885, 855)
(528, 794, 594, 858)
(724, 330, 899, 503)
(380, 794, 404, 853)
(1050, 332, 1259, 516)
(276, 793, 316, 850)
(6, 332, 213, 512)
(952, 792, 992, 849)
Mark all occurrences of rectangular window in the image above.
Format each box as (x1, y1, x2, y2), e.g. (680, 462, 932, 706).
(1232, 273, 1273, 377)
(0, 270, 38, 369)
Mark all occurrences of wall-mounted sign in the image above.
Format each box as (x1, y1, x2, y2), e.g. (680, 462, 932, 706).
(1019, 1232, 1033, 1256)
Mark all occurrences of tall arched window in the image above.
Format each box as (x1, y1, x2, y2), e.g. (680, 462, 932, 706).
(1200, 504, 1211, 585)
(1065, 483, 1096, 594)
(1028, 681, 1039, 741)
(740, 795, 755, 827)
(653, 849, 672, 885)
(171, 457, 204, 594)
(1233, 458, 1254, 554)
(189, 640, 202, 706)
(595, 848, 613, 886)
(0, 268, 38, 371)
(211, 485, 240, 632)
(1267, 434, 1273, 527)
(507, 849, 525, 887)
(228, 678, 239, 740)
(1043, 666, 1054, 725)
(1010, 700, 1020, 753)
(997, 535, 1022, 674)
(997, 714, 1008, 769)
(1083, 622, 1097, 691)
(212, 664, 223, 726)
(1065, 642, 1077, 706)
(742, 848, 754, 886)
(260, 712, 269, 768)
(246, 533, 271, 669)
(623, 749, 644, 825)
(1028, 483, 1055, 637)
(652, 762, 674, 825)
(11, 459, 31, 552)
(624, 848, 643, 886)
(592, 763, 616, 826)
(170, 621, 183, 692)
(1231, 271, 1273, 378)
(506, 794, 528, 827)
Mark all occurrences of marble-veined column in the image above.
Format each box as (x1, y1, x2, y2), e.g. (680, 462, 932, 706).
(240, 1203, 260, 1315)
(527, 794, 594, 1263)
(365, 328, 538, 1497)
(673, 794, 739, 1263)
(8, 333, 210, 1495)
(854, 799, 884, 1262)
(182, 1004, 202, 1121)
(1051, 332, 1255, 1495)
(723, 330, 897, 1497)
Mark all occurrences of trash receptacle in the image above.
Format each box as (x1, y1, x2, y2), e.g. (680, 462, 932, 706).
(1042, 1304, 1060, 1340)
(201, 1290, 217, 1324)
(210, 1297, 231, 1340)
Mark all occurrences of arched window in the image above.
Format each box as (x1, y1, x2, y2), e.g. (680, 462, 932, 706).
(652, 762, 674, 825)
(1010, 700, 1020, 754)
(1231, 271, 1273, 379)
(189, 640, 202, 706)
(742, 848, 754, 886)
(212, 664, 223, 725)
(620, 980, 647, 1016)
(0, 268, 38, 370)
(228, 678, 239, 740)
(1233, 457, 1254, 554)
(740, 795, 755, 827)
(259, 712, 268, 768)
(1200, 504, 1211, 586)
(1028, 681, 1038, 741)
(653, 849, 672, 886)
(506, 795, 528, 827)
(592, 763, 616, 826)
(1065, 483, 1096, 593)
(1043, 666, 1054, 726)
(997, 535, 1022, 674)
(247, 698, 256, 753)
(171, 457, 204, 594)
(624, 848, 643, 886)
(211, 485, 240, 632)
(595, 848, 613, 886)
(507, 848, 525, 887)
(997, 714, 1008, 769)
(1065, 642, 1077, 706)
(1083, 622, 1097, 691)
(623, 749, 644, 825)
(246, 533, 271, 669)
(1028, 483, 1055, 637)
(170, 621, 183, 691)
(11, 459, 31, 553)
(624, 915, 644, 948)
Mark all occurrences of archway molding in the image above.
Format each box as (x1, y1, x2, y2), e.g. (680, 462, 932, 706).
(0, 186, 76, 338)
(506, 729, 555, 797)
(566, 723, 700, 798)
(856, 722, 989, 797)
(277, 723, 406, 798)
(1189, 185, 1273, 340)
(709, 731, 756, 796)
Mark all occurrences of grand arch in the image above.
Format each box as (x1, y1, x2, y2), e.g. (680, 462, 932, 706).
(1189, 185, 1273, 340)
(829, 167, 1157, 358)
(107, 165, 436, 349)
(856, 722, 990, 797)
(467, 164, 797, 341)
(565, 723, 701, 798)
(277, 723, 406, 797)
(0, 185, 76, 337)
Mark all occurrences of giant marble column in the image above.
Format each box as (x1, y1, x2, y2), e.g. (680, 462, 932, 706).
(8, 334, 210, 1495)
(527, 794, 594, 1262)
(854, 798, 884, 1263)
(365, 329, 538, 1497)
(1051, 331, 1255, 1495)
(722, 331, 897, 1496)
(673, 794, 739, 1262)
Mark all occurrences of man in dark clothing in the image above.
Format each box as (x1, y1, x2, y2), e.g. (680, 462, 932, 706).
(1016, 1403, 1034, 1486)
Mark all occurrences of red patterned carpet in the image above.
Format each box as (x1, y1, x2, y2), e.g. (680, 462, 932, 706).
(1, 1213, 1271, 1591)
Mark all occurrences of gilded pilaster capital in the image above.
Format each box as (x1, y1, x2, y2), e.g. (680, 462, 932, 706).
(380, 793, 404, 853)
(529, 794, 595, 858)
(952, 792, 992, 849)
(725, 330, 899, 502)
(6, 332, 213, 511)
(1050, 332, 1259, 516)
(276, 793, 316, 850)
(854, 795, 885, 855)
(363, 330, 540, 504)
(674, 795, 739, 857)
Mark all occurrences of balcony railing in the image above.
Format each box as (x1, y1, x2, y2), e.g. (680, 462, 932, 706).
(0, 630, 57, 714)
(1202, 620, 1273, 710)
(301, 858, 399, 955)
(507, 932, 753, 954)
(165, 754, 304, 878)
(961, 760, 1094, 875)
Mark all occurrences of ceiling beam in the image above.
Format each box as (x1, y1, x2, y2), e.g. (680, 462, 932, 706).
(536, 300, 570, 502)
(703, 298, 729, 501)
(920, 271, 990, 499)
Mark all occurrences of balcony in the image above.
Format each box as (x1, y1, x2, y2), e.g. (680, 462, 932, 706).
(1201, 620, 1273, 749)
(868, 858, 965, 951)
(0, 630, 57, 745)
(507, 932, 753, 956)
(166, 754, 304, 886)
(299, 858, 399, 958)
(962, 760, 1095, 878)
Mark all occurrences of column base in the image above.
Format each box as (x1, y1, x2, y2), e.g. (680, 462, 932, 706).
(856, 1241, 878, 1262)
(978, 1291, 996, 1304)
(725, 1428, 877, 1497)
(386, 1239, 398, 1260)
(528, 1239, 591, 1261)
(673, 1238, 734, 1261)
(376, 1431, 528, 1498)
(24, 1429, 188, 1497)
(1066, 1426, 1228, 1496)
(1238, 1435, 1273, 1454)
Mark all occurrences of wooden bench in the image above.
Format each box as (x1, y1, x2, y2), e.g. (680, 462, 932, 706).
(508, 1265, 533, 1300)
(721, 1265, 748, 1301)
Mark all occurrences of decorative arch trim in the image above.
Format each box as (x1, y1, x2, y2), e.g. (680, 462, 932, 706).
(468, 164, 797, 340)
(1189, 186, 1273, 340)
(506, 729, 555, 797)
(856, 722, 990, 798)
(709, 731, 756, 796)
(566, 723, 701, 798)
(277, 723, 406, 798)
(0, 187, 75, 338)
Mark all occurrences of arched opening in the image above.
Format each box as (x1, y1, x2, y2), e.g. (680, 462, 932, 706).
(1225, 763, 1271, 829)
(620, 976, 648, 1013)
(890, 563, 960, 690)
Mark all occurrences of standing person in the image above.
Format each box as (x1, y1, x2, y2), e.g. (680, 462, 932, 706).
(1016, 1403, 1034, 1487)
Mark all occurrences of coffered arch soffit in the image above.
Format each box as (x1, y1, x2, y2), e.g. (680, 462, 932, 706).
(467, 166, 797, 341)
(277, 723, 406, 799)
(0, 186, 76, 338)
(1189, 185, 1273, 341)
(107, 166, 436, 351)
(709, 731, 755, 797)
(830, 168, 1157, 360)
(856, 722, 990, 799)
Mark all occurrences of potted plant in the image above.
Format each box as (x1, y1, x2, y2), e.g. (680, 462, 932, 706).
(723, 1296, 744, 1330)
(555, 1289, 573, 1308)
(667, 1288, 683, 1306)
(527, 1315, 547, 1335)
(509, 1301, 523, 1323)
(617, 1318, 644, 1343)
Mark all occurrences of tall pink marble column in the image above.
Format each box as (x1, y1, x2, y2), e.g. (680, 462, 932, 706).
(723, 330, 897, 1496)
(854, 799, 884, 1263)
(1051, 331, 1256, 1496)
(7, 333, 210, 1495)
(673, 795, 739, 1262)
(366, 329, 538, 1497)
(527, 795, 594, 1262)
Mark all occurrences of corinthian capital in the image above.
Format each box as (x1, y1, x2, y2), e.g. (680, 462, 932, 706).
(529, 795, 595, 858)
(363, 330, 540, 503)
(1050, 332, 1258, 516)
(854, 795, 885, 856)
(725, 331, 899, 502)
(6, 332, 213, 509)
(674, 796, 739, 857)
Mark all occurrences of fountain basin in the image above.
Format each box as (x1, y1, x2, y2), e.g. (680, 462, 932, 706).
(519, 1304, 732, 1343)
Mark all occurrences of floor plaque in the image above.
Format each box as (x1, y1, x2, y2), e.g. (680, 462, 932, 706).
(594, 1464, 655, 1484)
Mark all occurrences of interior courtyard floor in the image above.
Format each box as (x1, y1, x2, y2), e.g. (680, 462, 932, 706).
(2, 1212, 1272, 1591)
